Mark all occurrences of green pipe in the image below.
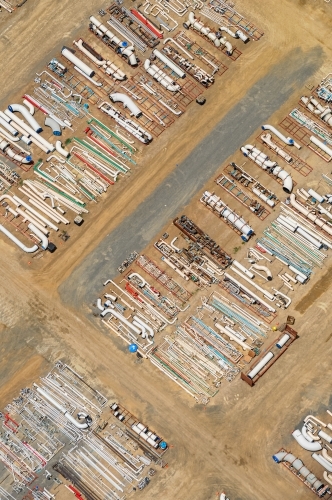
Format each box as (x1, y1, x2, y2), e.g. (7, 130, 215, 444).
(88, 124, 136, 164)
(87, 117, 135, 153)
(73, 138, 127, 173)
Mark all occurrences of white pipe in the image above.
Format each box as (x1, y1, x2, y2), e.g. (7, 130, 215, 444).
(318, 430, 332, 444)
(262, 124, 301, 149)
(110, 93, 142, 117)
(0, 224, 38, 253)
(215, 323, 252, 350)
(100, 308, 141, 335)
(292, 429, 322, 451)
(16, 209, 48, 234)
(13, 195, 61, 228)
(144, 59, 181, 92)
(153, 49, 186, 79)
(8, 104, 42, 133)
(61, 47, 95, 77)
(229, 267, 275, 301)
(132, 320, 147, 339)
(232, 260, 254, 278)
(308, 188, 325, 203)
(45, 117, 61, 136)
(223, 273, 276, 312)
(301, 424, 315, 442)
(28, 223, 48, 250)
(170, 237, 181, 252)
(55, 141, 70, 158)
(289, 194, 332, 236)
(4, 109, 55, 151)
(322, 449, 332, 464)
(36, 387, 90, 429)
(23, 99, 35, 115)
(304, 415, 327, 427)
(0, 116, 18, 136)
(133, 315, 154, 338)
(250, 264, 272, 280)
(74, 38, 106, 66)
(247, 352, 273, 379)
(272, 289, 292, 308)
(310, 135, 332, 157)
(312, 453, 332, 472)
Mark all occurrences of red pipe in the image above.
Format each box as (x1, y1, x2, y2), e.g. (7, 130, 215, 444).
(73, 152, 114, 185)
(22, 94, 49, 115)
(85, 130, 117, 157)
(130, 9, 164, 38)
(68, 485, 83, 498)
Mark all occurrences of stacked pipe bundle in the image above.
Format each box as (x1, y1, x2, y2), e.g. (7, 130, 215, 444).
(241, 143, 293, 194)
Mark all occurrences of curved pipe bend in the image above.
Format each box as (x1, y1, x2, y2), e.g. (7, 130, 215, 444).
(110, 93, 142, 118)
(55, 141, 70, 158)
(8, 103, 42, 133)
(292, 429, 322, 451)
(45, 117, 62, 136)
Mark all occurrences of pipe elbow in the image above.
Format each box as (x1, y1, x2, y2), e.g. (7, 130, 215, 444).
(55, 140, 70, 158)
(292, 429, 322, 451)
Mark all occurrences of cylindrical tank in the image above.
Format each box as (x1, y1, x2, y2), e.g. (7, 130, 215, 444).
(276, 334, 290, 349)
(61, 47, 95, 77)
(248, 352, 274, 379)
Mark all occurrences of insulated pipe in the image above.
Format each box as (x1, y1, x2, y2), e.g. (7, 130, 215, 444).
(55, 141, 70, 158)
(16, 209, 48, 234)
(215, 323, 252, 350)
(61, 47, 95, 77)
(261, 124, 301, 149)
(223, 273, 276, 312)
(153, 49, 186, 79)
(35, 387, 90, 429)
(132, 320, 147, 338)
(272, 452, 323, 490)
(133, 316, 154, 338)
(318, 430, 332, 444)
(4, 109, 55, 151)
(109, 93, 142, 118)
(310, 135, 332, 157)
(8, 104, 42, 133)
(228, 267, 275, 301)
(0, 126, 20, 142)
(23, 99, 35, 115)
(0, 116, 18, 136)
(45, 117, 61, 136)
(73, 39, 106, 66)
(232, 260, 254, 279)
(100, 308, 141, 335)
(308, 188, 325, 203)
(12, 195, 60, 229)
(301, 424, 315, 442)
(276, 334, 290, 348)
(312, 453, 332, 473)
(322, 449, 332, 464)
(289, 194, 332, 236)
(247, 352, 273, 379)
(252, 188, 275, 207)
(250, 264, 272, 280)
(0, 224, 38, 253)
(292, 429, 322, 451)
(28, 223, 49, 250)
(144, 59, 181, 92)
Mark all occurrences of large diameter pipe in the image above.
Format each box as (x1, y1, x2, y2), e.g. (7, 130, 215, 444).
(0, 116, 18, 136)
(61, 47, 95, 77)
(223, 273, 276, 312)
(153, 49, 186, 79)
(28, 223, 48, 250)
(232, 260, 254, 279)
(247, 352, 273, 379)
(310, 135, 332, 157)
(312, 453, 332, 473)
(101, 308, 141, 335)
(262, 124, 301, 149)
(4, 109, 55, 151)
(292, 429, 322, 451)
(36, 387, 90, 429)
(0, 224, 38, 253)
(110, 93, 142, 117)
(215, 323, 252, 350)
(8, 104, 42, 133)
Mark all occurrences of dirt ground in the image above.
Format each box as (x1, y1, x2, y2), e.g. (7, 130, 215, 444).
(1, 0, 332, 499)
